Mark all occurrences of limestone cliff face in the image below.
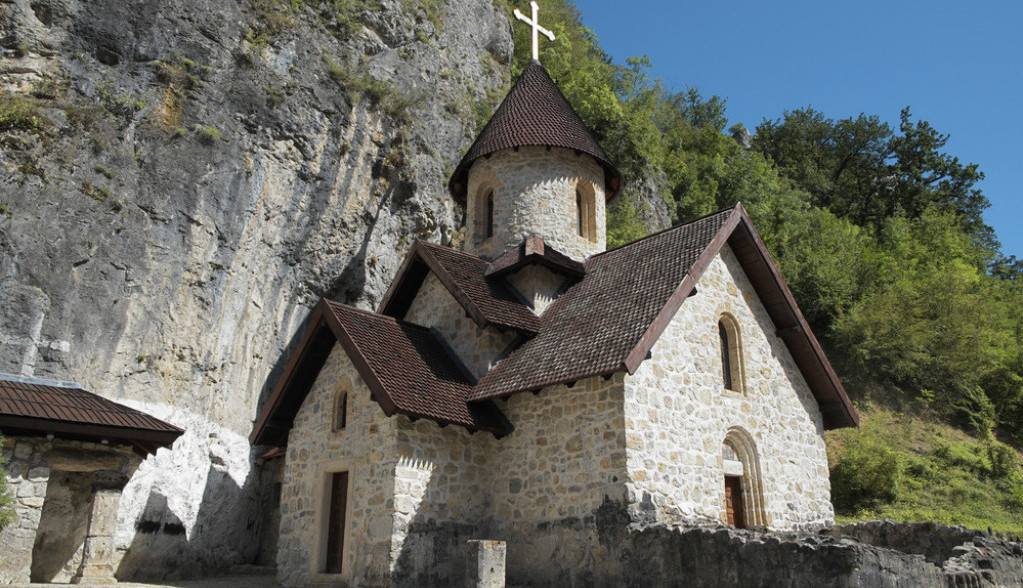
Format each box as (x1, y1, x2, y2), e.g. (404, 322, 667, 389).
(0, 0, 511, 577)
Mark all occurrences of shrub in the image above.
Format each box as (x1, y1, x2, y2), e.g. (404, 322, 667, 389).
(987, 442, 1019, 480)
(0, 436, 14, 531)
(831, 436, 902, 513)
(0, 94, 49, 133)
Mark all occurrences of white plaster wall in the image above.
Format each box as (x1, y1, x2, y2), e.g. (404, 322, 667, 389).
(276, 345, 398, 587)
(623, 244, 834, 530)
(404, 272, 519, 381)
(465, 146, 606, 261)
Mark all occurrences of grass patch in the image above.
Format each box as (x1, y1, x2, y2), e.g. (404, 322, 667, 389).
(322, 55, 420, 124)
(0, 93, 50, 133)
(828, 403, 1023, 535)
(195, 125, 221, 144)
(96, 79, 146, 117)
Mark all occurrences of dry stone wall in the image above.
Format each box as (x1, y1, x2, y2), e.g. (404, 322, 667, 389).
(624, 244, 833, 530)
(465, 146, 606, 261)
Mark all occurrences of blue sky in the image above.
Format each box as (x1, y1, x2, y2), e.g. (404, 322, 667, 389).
(579, 0, 1022, 259)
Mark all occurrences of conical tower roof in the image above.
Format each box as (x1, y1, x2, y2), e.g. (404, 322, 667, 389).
(448, 61, 622, 204)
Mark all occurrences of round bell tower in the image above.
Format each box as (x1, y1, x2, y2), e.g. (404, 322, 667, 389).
(448, 62, 621, 262)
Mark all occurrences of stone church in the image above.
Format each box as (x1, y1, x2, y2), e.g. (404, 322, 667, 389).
(250, 58, 859, 587)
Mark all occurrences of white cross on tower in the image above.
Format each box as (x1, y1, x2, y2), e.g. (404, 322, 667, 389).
(514, 1, 556, 62)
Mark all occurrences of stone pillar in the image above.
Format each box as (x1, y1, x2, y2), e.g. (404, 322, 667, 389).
(0, 439, 49, 584)
(71, 487, 122, 585)
(465, 540, 506, 588)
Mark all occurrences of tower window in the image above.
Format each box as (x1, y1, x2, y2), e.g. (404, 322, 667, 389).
(576, 183, 596, 242)
(475, 188, 495, 241)
(485, 190, 494, 239)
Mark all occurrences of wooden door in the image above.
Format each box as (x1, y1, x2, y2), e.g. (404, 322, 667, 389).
(724, 476, 745, 529)
(325, 471, 349, 573)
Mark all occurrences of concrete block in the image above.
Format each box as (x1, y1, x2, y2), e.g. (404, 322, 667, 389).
(465, 540, 505, 588)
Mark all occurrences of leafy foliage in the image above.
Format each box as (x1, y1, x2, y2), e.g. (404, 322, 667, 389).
(828, 406, 1023, 534)
(0, 93, 50, 133)
(830, 433, 902, 512)
(0, 436, 14, 531)
(502, 9, 1023, 532)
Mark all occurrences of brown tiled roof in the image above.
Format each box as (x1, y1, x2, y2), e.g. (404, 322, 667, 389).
(253, 205, 857, 441)
(379, 241, 540, 334)
(249, 299, 512, 446)
(469, 205, 859, 430)
(0, 376, 183, 455)
(470, 208, 732, 401)
(485, 236, 585, 279)
(448, 62, 622, 204)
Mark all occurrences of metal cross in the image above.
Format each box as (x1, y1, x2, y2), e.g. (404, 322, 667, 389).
(514, 1, 556, 62)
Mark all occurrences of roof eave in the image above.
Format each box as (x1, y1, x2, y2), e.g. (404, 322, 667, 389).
(0, 415, 182, 456)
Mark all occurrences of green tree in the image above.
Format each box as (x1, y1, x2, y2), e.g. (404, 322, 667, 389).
(833, 210, 1023, 435)
(754, 107, 991, 249)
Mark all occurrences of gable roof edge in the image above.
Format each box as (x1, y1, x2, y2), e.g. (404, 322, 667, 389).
(728, 209, 859, 429)
(414, 243, 493, 331)
(620, 203, 858, 429)
(250, 300, 336, 445)
(623, 206, 743, 374)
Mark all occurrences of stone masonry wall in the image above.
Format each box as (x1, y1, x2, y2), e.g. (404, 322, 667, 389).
(390, 415, 488, 587)
(1, 437, 49, 584)
(404, 272, 519, 381)
(624, 244, 833, 530)
(276, 345, 398, 587)
(480, 375, 629, 587)
(505, 264, 567, 315)
(362, 374, 629, 587)
(465, 146, 606, 262)
(0, 436, 140, 584)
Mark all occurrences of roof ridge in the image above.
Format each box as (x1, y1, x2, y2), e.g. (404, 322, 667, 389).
(328, 299, 443, 333)
(592, 204, 739, 260)
(0, 372, 85, 389)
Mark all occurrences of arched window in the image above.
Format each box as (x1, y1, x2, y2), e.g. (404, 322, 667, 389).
(575, 182, 596, 242)
(718, 315, 744, 393)
(474, 188, 495, 241)
(719, 322, 733, 390)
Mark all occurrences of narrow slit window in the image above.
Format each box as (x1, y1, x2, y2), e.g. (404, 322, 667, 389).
(485, 190, 494, 239)
(334, 392, 348, 431)
(576, 183, 597, 242)
(719, 321, 733, 390)
(576, 189, 585, 237)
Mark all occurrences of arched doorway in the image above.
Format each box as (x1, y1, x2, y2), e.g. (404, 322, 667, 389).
(722, 427, 767, 528)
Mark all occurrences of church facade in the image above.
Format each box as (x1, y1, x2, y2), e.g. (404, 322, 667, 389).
(250, 62, 858, 587)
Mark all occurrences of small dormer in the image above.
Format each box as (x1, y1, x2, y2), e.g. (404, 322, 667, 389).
(485, 235, 584, 315)
(449, 62, 622, 263)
